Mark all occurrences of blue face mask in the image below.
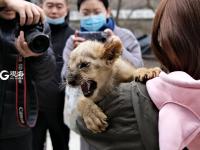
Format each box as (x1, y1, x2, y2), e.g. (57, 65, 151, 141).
(80, 14, 106, 31)
(45, 16, 65, 25)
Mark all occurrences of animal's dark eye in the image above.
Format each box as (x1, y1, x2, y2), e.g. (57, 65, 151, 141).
(78, 62, 90, 69)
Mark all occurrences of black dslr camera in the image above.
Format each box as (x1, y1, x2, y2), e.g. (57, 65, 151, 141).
(77, 31, 108, 42)
(16, 22, 50, 53)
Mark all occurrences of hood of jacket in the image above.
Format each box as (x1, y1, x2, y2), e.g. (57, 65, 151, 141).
(146, 71, 200, 150)
(147, 71, 200, 118)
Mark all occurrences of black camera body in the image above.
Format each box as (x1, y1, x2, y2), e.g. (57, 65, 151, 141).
(77, 31, 108, 42)
(16, 22, 50, 53)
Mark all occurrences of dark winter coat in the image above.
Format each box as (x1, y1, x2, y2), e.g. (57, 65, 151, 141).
(77, 81, 159, 150)
(36, 16, 75, 111)
(0, 18, 56, 139)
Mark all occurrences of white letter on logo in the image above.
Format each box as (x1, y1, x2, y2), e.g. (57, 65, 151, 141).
(0, 70, 9, 80)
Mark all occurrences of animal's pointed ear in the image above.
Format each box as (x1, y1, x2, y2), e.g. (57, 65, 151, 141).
(101, 36, 123, 64)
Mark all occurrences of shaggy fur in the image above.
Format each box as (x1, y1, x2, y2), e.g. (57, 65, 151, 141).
(66, 36, 160, 133)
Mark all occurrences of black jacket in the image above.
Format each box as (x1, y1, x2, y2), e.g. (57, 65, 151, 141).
(0, 18, 56, 138)
(77, 82, 159, 150)
(37, 16, 75, 110)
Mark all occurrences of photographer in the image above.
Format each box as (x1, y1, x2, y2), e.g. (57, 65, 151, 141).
(0, 5, 55, 150)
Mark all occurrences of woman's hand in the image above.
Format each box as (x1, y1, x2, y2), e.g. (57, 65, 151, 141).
(104, 28, 115, 36)
(72, 31, 86, 48)
(15, 31, 43, 58)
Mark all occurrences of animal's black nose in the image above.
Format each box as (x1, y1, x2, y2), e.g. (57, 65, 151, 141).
(68, 80, 77, 86)
(67, 73, 80, 86)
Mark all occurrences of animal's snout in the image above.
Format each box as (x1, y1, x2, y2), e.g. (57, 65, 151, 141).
(67, 72, 80, 86)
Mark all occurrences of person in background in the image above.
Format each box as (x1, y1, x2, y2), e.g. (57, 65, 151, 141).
(32, 0, 74, 150)
(61, 0, 143, 80)
(0, 4, 55, 150)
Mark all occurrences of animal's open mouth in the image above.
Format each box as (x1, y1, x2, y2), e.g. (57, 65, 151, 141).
(81, 80, 97, 97)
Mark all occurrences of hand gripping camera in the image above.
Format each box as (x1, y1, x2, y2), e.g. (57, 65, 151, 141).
(16, 22, 50, 53)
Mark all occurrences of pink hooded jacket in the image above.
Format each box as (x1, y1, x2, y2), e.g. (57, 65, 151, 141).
(146, 71, 200, 150)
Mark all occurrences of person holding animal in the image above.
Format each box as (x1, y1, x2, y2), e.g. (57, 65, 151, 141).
(66, 34, 160, 150)
(147, 0, 200, 149)
(68, 34, 160, 127)
(72, 0, 200, 149)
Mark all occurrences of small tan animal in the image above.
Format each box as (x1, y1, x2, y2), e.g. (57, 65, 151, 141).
(67, 36, 160, 133)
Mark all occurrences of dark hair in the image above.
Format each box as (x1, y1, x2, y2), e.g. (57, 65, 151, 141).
(151, 0, 200, 79)
(77, 0, 109, 10)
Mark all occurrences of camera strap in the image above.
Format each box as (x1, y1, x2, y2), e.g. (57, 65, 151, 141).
(16, 55, 38, 127)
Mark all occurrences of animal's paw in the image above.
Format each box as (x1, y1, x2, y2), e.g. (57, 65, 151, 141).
(134, 67, 161, 82)
(77, 98, 108, 133)
(82, 104, 108, 133)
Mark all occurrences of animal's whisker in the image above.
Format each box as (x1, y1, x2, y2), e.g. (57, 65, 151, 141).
(59, 80, 68, 90)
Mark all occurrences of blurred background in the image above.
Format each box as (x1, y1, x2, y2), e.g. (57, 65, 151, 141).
(68, 0, 160, 37)
(32, 0, 161, 67)
(33, 0, 160, 37)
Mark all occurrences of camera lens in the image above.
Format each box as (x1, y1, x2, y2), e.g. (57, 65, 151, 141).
(28, 34, 50, 53)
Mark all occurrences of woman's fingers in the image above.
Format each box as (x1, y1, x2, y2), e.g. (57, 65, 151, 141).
(73, 35, 86, 48)
(104, 28, 114, 36)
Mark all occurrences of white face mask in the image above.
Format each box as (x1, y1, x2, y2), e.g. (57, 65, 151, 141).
(45, 16, 65, 25)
